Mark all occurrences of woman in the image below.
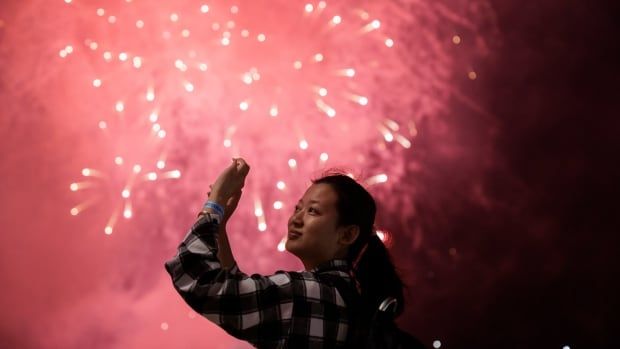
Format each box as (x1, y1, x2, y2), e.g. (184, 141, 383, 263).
(164, 158, 406, 348)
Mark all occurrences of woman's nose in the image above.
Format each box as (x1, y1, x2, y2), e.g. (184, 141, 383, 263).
(290, 211, 303, 226)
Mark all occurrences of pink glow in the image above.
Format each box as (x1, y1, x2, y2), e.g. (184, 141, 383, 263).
(0, 0, 496, 348)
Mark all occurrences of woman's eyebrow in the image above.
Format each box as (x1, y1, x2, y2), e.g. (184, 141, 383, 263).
(297, 199, 321, 205)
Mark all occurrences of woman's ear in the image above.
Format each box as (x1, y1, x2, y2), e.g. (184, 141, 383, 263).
(339, 225, 360, 246)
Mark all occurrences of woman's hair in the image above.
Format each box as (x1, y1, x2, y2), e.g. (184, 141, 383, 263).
(312, 171, 406, 317)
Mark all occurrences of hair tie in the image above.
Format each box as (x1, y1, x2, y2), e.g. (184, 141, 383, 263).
(352, 241, 369, 271)
(351, 238, 372, 295)
(350, 231, 376, 293)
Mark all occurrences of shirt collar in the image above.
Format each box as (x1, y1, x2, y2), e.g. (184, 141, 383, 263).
(309, 258, 351, 274)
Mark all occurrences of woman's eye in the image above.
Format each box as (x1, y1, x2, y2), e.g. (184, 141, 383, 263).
(308, 207, 317, 214)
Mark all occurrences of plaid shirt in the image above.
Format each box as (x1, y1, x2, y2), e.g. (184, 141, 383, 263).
(164, 212, 355, 348)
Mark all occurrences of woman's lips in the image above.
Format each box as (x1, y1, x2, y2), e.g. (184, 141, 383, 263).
(288, 231, 302, 240)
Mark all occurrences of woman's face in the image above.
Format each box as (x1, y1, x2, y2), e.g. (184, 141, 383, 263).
(286, 183, 345, 269)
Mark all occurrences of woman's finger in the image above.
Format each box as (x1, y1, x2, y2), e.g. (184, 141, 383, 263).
(236, 158, 250, 176)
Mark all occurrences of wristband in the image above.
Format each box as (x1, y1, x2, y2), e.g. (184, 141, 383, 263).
(203, 200, 225, 219)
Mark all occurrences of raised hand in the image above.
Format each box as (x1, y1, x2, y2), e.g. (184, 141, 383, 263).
(209, 158, 250, 222)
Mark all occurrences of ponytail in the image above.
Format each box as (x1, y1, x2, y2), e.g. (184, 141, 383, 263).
(350, 233, 405, 317)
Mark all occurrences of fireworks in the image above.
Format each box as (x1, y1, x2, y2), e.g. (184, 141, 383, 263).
(58, 1, 425, 242)
(70, 157, 181, 235)
(0, 0, 506, 346)
(44, 0, 487, 255)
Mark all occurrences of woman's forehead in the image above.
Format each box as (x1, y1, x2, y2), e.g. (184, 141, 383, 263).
(300, 183, 337, 204)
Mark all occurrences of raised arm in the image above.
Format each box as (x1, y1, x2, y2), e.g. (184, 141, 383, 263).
(165, 158, 294, 345)
(204, 158, 250, 267)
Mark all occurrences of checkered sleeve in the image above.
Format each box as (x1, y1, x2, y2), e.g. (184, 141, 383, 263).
(164, 213, 294, 346)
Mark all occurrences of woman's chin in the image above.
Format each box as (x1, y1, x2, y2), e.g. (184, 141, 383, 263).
(284, 240, 300, 255)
